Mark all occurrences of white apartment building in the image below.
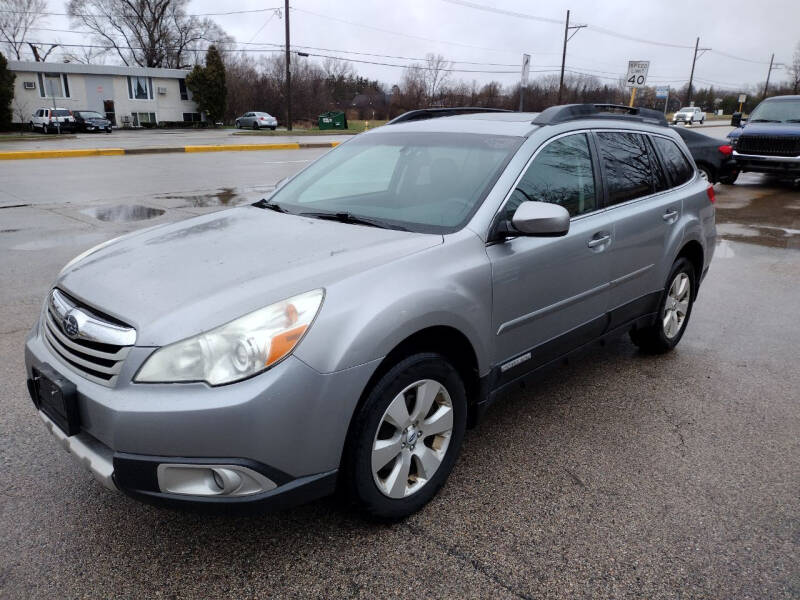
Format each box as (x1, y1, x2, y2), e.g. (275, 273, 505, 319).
(8, 61, 202, 127)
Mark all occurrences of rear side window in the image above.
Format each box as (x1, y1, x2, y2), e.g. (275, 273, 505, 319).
(504, 133, 596, 219)
(596, 132, 653, 205)
(652, 137, 694, 187)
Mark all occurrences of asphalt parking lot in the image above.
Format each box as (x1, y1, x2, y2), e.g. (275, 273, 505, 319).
(0, 146, 798, 599)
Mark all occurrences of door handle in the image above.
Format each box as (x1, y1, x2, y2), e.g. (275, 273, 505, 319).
(662, 209, 679, 222)
(587, 234, 611, 248)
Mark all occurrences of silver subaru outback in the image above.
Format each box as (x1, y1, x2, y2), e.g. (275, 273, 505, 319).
(25, 104, 716, 519)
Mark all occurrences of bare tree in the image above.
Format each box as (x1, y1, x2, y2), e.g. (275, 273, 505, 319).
(67, 0, 230, 68)
(789, 40, 800, 94)
(321, 56, 354, 80)
(27, 41, 57, 61)
(422, 53, 451, 103)
(62, 43, 110, 64)
(0, 0, 46, 60)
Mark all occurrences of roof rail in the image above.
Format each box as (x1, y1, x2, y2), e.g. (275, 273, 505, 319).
(532, 104, 668, 127)
(388, 107, 512, 125)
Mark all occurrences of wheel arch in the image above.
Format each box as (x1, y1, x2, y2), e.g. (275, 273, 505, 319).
(676, 239, 704, 292)
(340, 325, 483, 467)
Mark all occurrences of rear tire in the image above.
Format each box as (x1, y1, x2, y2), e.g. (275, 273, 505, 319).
(342, 353, 467, 520)
(718, 171, 739, 185)
(252, 122, 259, 130)
(697, 165, 714, 183)
(630, 258, 696, 354)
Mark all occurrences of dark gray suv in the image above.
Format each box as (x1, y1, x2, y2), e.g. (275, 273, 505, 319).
(26, 104, 716, 519)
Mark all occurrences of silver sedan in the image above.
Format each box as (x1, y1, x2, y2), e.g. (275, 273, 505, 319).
(235, 111, 278, 130)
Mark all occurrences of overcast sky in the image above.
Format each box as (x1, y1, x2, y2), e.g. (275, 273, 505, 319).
(34, 0, 800, 92)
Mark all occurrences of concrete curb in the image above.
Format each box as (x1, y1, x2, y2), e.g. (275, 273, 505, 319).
(0, 141, 340, 161)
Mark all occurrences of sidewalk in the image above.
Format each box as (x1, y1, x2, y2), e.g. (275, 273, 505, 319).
(0, 129, 351, 160)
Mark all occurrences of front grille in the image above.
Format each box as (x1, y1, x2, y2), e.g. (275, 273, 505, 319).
(737, 135, 800, 157)
(43, 290, 135, 387)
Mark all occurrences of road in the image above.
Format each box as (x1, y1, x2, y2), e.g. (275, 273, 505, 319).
(0, 149, 798, 599)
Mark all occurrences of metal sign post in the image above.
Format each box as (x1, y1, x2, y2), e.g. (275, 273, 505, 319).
(519, 54, 531, 112)
(738, 94, 747, 113)
(626, 61, 650, 107)
(656, 86, 670, 114)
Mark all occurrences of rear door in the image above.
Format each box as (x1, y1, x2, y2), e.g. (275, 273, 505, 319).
(593, 130, 683, 327)
(487, 131, 614, 378)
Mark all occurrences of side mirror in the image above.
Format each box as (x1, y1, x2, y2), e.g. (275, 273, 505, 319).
(500, 201, 570, 238)
(731, 112, 742, 127)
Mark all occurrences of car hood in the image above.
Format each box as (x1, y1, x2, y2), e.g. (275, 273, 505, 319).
(58, 207, 443, 346)
(730, 123, 800, 139)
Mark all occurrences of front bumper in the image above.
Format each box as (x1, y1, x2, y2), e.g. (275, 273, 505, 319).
(25, 325, 380, 507)
(732, 151, 800, 175)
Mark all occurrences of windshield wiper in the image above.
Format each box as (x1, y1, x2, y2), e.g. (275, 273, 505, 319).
(252, 198, 288, 213)
(785, 119, 800, 122)
(750, 119, 780, 123)
(299, 211, 402, 230)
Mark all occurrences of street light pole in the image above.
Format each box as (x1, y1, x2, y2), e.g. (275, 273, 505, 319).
(284, 0, 292, 131)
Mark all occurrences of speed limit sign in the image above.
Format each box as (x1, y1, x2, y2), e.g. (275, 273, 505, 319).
(626, 61, 650, 89)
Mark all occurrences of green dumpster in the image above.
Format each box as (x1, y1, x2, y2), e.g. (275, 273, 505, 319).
(318, 111, 348, 130)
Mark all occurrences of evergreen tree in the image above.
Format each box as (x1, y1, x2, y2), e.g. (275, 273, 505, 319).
(0, 52, 15, 130)
(186, 45, 226, 125)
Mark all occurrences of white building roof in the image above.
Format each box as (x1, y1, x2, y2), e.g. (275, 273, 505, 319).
(8, 60, 190, 79)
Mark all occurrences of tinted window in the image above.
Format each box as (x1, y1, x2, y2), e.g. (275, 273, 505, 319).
(652, 136, 694, 186)
(596, 132, 653, 205)
(649, 137, 670, 192)
(504, 133, 596, 220)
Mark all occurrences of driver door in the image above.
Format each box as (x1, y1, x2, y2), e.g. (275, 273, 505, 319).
(486, 132, 614, 379)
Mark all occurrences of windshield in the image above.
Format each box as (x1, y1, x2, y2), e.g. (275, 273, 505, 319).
(78, 111, 104, 119)
(268, 131, 522, 233)
(749, 99, 800, 122)
(679, 107, 693, 112)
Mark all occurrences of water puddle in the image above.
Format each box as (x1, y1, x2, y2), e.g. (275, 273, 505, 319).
(84, 204, 165, 222)
(715, 177, 800, 249)
(157, 187, 240, 207)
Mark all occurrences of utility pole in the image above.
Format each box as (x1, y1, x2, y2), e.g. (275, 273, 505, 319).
(686, 37, 711, 106)
(763, 53, 775, 98)
(284, 0, 292, 131)
(557, 10, 586, 105)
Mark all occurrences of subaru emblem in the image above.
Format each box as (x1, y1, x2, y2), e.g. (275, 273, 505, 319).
(63, 313, 80, 339)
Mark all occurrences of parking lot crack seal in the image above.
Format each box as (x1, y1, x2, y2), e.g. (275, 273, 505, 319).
(405, 522, 538, 600)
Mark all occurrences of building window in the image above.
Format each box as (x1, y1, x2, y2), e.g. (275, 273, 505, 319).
(132, 112, 157, 126)
(128, 76, 153, 100)
(182, 112, 201, 122)
(37, 73, 70, 99)
(179, 79, 189, 101)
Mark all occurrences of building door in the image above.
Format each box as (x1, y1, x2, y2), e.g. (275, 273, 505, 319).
(104, 100, 116, 126)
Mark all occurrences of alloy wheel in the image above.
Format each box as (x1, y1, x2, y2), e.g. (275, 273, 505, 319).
(663, 272, 691, 339)
(371, 379, 454, 499)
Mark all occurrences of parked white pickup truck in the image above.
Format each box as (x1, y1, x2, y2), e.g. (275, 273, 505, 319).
(672, 106, 706, 125)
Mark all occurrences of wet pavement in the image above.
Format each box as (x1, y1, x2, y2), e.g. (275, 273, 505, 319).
(0, 153, 798, 599)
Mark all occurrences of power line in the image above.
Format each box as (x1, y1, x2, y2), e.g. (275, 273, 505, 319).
(0, 6, 284, 17)
(290, 6, 516, 55)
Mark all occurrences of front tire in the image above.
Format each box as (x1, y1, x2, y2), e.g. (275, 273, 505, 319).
(342, 353, 467, 520)
(630, 258, 696, 354)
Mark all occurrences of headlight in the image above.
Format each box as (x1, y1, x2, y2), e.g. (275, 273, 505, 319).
(134, 289, 324, 385)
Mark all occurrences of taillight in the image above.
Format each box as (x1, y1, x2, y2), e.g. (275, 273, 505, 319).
(718, 145, 732, 156)
(706, 184, 715, 204)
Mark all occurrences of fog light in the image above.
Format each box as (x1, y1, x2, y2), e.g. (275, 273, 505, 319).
(156, 463, 276, 497)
